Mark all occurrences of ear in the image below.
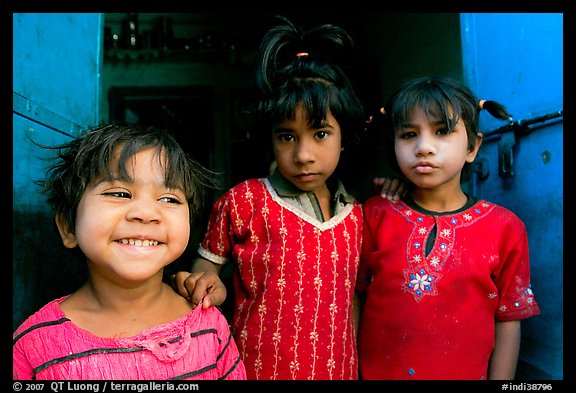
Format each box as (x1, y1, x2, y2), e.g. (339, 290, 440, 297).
(466, 132, 483, 163)
(55, 214, 78, 249)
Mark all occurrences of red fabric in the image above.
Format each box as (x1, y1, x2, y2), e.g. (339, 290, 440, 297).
(13, 297, 246, 380)
(199, 178, 362, 380)
(356, 197, 540, 380)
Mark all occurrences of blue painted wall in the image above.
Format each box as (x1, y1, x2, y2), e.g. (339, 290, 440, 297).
(461, 13, 563, 379)
(13, 13, 103, 330)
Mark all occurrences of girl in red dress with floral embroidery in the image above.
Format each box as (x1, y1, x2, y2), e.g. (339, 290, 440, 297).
(173, 17, 369, 380)
(356, 76, 541, 380)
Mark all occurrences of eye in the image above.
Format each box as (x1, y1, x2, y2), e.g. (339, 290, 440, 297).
(102, 191, 131, 199)
(276, 133, 295, 143)
(159, 196, 183, 205)
(436, 127, 453, 135)
(315, 130, 329, 140)
(398, 130, 416, 140)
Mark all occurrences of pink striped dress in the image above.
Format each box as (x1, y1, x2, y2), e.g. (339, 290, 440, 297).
(13, 297, 246, 380)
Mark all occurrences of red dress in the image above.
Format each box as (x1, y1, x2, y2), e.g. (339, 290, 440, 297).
(199, 178, 362, 380)
(356, 196, 540, 380)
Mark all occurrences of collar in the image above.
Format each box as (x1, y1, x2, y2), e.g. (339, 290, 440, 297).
(267, 168, 355, 204)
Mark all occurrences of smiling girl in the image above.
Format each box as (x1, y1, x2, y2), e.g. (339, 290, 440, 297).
(12, 124, 246, 380)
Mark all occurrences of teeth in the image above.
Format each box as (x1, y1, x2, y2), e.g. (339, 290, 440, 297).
(120, 239, 159, 247)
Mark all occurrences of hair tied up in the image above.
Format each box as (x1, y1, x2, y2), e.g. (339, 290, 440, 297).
(478, 99, 513, 121)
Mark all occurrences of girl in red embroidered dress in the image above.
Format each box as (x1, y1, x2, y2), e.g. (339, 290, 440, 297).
(356, 76, 540, 380)
(173, 17, 368, 380)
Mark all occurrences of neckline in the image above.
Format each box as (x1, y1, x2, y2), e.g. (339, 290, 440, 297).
(401, 193, 478, 216)
(262, 178, 357, 231)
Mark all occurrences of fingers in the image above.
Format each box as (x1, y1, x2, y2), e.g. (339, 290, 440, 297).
(171, 270, 228, 309)
(200, 282, 227, 309)
(187, 274, 209, 307)
(172, 271, 193, 300)
(188, 272, 227, 308)
(375, 177, 405, 202)
(373, 177, 385, 191)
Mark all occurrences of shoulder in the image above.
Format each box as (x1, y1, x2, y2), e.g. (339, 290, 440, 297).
(477, 200, 526, 227)
(13, 296, 69, 342)
(362, 194, 392, 211)
(194, 305, 232, 334)
(213, 178, 266, 206)
(224, 178, 267, 196)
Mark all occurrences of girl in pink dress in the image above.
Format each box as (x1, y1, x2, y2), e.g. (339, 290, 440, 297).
(13, 124, 246, 380)
(356, 76, 540, 380)
(173, 17, 368, 380)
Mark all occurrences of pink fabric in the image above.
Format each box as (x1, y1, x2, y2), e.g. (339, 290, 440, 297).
(199, 178, 362, 380)
(13, 296, 246, 380)
(356, 197, 540, 380)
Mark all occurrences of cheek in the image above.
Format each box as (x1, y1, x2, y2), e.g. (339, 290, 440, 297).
(74, 207, 110, 245)
(394, 144, 408, 163)
(331, 149, 342, 169)
(272, 146, 292, 169)
(74, 199, 102, 235)
(170, 217, 191, 257)
(175, 216, 191, 241)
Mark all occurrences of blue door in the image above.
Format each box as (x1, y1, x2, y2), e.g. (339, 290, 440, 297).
(13, 13, 103, 330)
(461, 13, 563, 379)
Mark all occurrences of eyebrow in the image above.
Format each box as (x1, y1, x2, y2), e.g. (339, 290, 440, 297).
(273, 121, 333, 134)
(90, 176, 133, 188)
(273, 126, 293, 134)
(401, 118, 446, 128)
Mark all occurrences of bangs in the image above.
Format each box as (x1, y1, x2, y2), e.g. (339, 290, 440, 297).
(271, 78, 337, 127)
(88, 136, 193, 200)
(392, 83, 464, 132)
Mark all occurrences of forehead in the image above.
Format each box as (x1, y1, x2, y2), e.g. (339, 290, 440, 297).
(278, 104, 337, 127)
(106, 146, 167, 175)
(410, 102, 455, 119)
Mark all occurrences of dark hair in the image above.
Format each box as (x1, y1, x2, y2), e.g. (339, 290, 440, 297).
(37, 123, 215, 234)
(381, 76, 511, 179)
(253, 16, 365, 148)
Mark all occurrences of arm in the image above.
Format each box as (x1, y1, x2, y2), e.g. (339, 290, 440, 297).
(352, 292, 362, 340)
(172, 257, 226, 309)
(352, 291, 365, 342)
(488, 320, 521, 380)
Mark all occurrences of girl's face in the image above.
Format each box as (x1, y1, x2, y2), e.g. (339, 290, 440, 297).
(272, 104, 343, 194)
(56, 147, 190, 285)
(394, 105, 481, 191)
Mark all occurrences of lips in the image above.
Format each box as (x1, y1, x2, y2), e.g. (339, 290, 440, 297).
(414, 161, 438, 174)
(295, 173, 319, 182)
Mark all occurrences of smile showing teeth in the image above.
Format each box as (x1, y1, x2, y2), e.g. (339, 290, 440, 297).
(120, 239, 159, 247)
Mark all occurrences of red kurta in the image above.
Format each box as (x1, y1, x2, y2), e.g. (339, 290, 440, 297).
(357, 196, 540, 380)
(199, 178, 362, 380)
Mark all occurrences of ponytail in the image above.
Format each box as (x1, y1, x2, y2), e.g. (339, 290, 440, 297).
(478, 99, 512, 122)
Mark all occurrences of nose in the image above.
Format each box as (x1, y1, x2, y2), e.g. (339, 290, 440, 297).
(293, 139, 315, 165)
(126, 197, 161, 224)
(414, 133, 436, 156)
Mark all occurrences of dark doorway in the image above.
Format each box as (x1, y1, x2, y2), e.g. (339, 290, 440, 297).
(108, 85, 214, 169)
